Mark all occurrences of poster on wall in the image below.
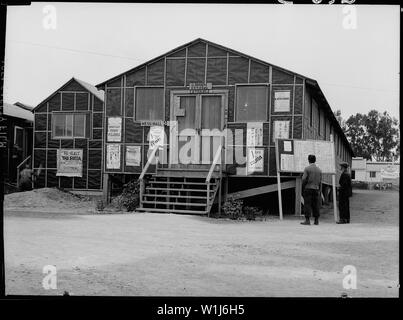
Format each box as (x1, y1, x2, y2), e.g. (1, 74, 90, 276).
(247, 122, 263, 147)
(107, 117, 122, 142)
(149, 126, 165, 149)
(106, 144, 121, 169)
(247, 148, 264, 173)
(56, 149, 83, 177)
(274, 91, 291, 112)
(273, 120, 290, 141)
(126, 145, 141, 166)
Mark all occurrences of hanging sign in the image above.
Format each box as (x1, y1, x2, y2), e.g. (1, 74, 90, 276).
(56, 149, 83, 177)
(149, 126, 165, 149)
(247, 148, 264, 173)
(106, 144, 121, 169)
(107, 117, 122, 142)
(126, 145, 141, 166)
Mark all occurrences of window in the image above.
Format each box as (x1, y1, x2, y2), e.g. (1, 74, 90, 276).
(236, 85, 268, 122)
(135, 87, 164, 121)
(274, 90, 290, 112)
(52, 113, 87, 139)
(14, 126, 24, 148)
(351, 170, 355, 179)
(370, 171, 376, 178)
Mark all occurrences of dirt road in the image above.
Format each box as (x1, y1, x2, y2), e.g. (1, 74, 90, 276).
(4, 189, 399, 297)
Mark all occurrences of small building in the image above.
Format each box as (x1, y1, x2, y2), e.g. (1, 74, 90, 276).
(1, 102, 34, 184)
(95, 38, 354, 215)
(32, 77, 105, 191)
(352, 157, 399, 187)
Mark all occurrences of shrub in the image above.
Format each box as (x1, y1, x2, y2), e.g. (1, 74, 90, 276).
(222, 196, 243, 219)
(117, 179, 140, 212)
(243, 206, 263, 221)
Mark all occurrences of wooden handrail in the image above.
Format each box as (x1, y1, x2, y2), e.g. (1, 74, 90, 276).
(139, 147, 158, 181)
(205, 145, 222, 183)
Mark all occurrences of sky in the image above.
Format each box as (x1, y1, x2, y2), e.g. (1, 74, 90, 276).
(3, 3, 400, 120)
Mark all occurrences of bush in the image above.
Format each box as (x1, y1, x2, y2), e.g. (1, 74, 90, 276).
(243, 206, 263, 221)
(112, 180, 140, 212)
(222, 196, 243, 219)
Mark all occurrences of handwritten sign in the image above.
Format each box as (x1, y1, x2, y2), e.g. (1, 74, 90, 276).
(188, 82, 212, 93)
(106, 144, 121, 170)
(247, 122, 263, 147)
(126, 145, 141, 166)
(56, 149, 83, 177)
(107, 117, 122, 142)
(273, 120, 289, 142)
(274, 91, 291, 112)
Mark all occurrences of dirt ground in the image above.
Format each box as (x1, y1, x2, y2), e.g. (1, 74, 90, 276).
(4, 189, 399, 297)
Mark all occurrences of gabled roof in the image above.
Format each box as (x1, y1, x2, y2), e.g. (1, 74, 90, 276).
(2, 102, 34, 121)
(96, 37, 315, 88)
(95, 37, 353, 156)
(33, 77, 104, 112)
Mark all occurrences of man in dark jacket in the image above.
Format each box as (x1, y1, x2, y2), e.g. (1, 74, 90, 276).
(301, 154, 322, 225)
(337, 162, 352, 224)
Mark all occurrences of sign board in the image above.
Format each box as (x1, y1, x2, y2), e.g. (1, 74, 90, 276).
(246, 122, 263, 147)
(380, 166, 399, 180)
(106, 144, 121, 169)
(247, 148, 264, 173)
(276, 139, 336, 174)
(149, 126, 165, 149)
(126, 145, 141, 166)
(188, 82, 212, 93)
(56, 149, 83, 177)
(274, 91, 291, 112)
(107, 117, 122, 142)
(273, 120, 289, 141)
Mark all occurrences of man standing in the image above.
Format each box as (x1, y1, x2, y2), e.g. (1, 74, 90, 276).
(300, 154, 322, 225)
(337, 162, 352, 224)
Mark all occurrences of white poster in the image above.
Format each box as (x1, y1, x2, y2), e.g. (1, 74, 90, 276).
(273, 120, 290, 141)
(274, 91, 291, 112)
(106, 144, 121, 169)
(56, 149, 83, 177)
(149, 126, 165, 149)
(126, 145, 141, 166)
(247, 148, 264, 173)
(247, 122, 263, 147)
(283, 140, 292, 152)
(107, 117, 122, 142)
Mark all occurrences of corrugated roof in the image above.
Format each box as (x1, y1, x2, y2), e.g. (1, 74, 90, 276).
(2, 102, 34, 121)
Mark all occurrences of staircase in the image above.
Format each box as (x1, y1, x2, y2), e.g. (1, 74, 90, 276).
(136, 146, 224, 216)
(136, 167, 221, 215)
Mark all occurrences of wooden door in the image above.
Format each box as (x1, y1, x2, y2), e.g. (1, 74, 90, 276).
(170, 92, 225, 166)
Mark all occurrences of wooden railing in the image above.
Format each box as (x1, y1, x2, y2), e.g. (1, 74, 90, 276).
(16, 155, 31, 188)
(205, 145, 222, 183)
(138, 147, 159, 208)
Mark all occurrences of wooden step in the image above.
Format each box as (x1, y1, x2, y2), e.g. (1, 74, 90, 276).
(136, 207, 207, 215)
(143, 194, 208, 199)
(148, 181, 211, 186)
(142, 200, 206, 207)
(147, 187, 215, 192)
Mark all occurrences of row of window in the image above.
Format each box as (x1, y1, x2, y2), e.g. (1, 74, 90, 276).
(129, 86, 293, 123)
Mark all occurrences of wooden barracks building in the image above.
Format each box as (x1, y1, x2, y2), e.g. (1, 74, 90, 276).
(33, 38, 354, 215)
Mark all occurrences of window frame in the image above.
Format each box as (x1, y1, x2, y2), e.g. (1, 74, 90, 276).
(51, 111, 88, 139)
(234, 83, 269, 123)
(133, 86, 165, 122)
(370, 171, 376, 178)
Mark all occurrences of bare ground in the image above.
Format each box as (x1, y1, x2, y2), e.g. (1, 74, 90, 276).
(4, 189, 399, 297)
